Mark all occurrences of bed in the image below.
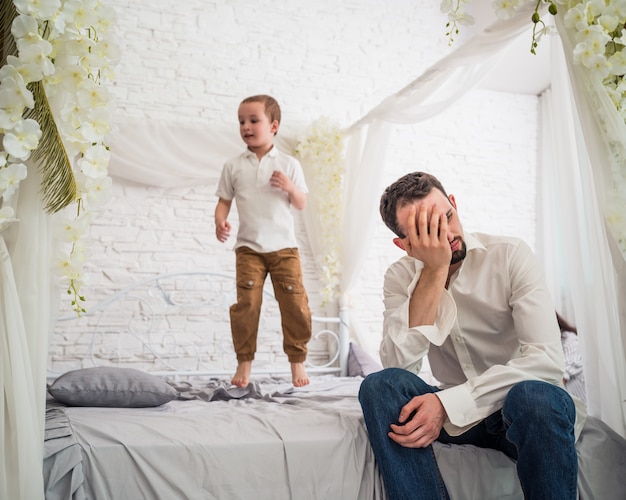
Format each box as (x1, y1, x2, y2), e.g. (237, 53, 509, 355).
(44, 271, 626, 500)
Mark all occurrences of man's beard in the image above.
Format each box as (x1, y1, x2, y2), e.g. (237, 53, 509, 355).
(450, 237, 467, 265)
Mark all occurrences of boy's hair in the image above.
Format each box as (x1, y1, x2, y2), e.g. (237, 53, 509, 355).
(241, 95, 281, 129)
(380, 171, 449, 238)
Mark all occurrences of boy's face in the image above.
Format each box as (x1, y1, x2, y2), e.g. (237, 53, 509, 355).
(238, 101, 279, 151)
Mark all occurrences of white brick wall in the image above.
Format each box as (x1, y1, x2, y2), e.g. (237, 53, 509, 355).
(52, 0, 539, 369)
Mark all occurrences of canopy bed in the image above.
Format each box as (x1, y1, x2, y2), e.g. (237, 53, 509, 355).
(1, 0, 625, 498)
(42, 271, 626, 499)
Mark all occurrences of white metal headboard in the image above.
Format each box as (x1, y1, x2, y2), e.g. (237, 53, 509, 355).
(48, 271, 349, 379)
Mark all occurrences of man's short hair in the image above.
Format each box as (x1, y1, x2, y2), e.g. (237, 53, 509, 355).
(241, 94, 281, 127)
(379, 172, 449, 238)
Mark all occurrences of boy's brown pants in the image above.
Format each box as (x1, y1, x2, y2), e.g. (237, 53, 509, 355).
(231, 246, 311, 363)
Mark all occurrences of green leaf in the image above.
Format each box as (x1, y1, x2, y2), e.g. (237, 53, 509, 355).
(1, 2, 18, 61)
(24, 81, 78, 213)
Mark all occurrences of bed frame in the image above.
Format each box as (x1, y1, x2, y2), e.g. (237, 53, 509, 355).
(48, 271, 350, 380)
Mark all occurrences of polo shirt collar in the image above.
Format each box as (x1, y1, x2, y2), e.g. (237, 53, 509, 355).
(243, 145, 278, 159)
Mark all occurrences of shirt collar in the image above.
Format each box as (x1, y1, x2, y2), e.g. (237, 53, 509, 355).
(449, 232, 484, 284)
(243, 145, 278, 159)
(464, 232, 486, 254)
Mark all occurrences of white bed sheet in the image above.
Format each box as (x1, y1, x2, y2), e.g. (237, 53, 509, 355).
(44, 376, 626, 500)
(46, 377, 384, 500)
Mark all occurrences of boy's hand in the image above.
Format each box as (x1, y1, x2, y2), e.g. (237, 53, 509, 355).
(270, 170, 293, 192)
(216, 220, 231, 242)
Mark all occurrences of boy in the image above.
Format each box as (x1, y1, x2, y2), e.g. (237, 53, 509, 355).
(215, 95, 312, 388)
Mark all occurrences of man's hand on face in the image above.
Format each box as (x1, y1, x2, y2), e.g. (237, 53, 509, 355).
(401, 204, 452, 271)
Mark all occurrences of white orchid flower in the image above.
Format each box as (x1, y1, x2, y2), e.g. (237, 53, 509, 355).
(0, 72, 34, 110)
(0, 162, 28, 198)
(63, 0, 99, 30)
(597, 14, 619, 33)
(492, 0, 523, 21)
(56, 64, 88, 92)
(2, 0, 119, 313)
(586, 0, 609, 19)
(78, 144, 110, 178)
(0, 95, 29, 130)
(14, 0, 62, 20)
(78, 107, 112, 144)
(575, 24, 611, 53)
(11, 14, 39, 40)
(76, 80, 110, 109)
(608, 50, 626, 76)
(2, 118, 42, 159)
(82, 175, 112, 209)
(53, 211, 91, 243)
(54, 251, 84, 281)
(0, 206, 18, 232)
(17, 33, 54, 67)
(563, 4, 588, 30)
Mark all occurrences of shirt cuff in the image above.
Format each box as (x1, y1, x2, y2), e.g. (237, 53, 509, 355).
(436, 384, 482, 436)
(417, 291, 457, 346)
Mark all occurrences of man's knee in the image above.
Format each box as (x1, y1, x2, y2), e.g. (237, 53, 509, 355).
(359, 368, 432, 405)
(504, 380, 575, 424)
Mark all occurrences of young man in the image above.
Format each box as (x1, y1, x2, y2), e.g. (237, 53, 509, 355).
(215, 95, 311, 388)
(359, 171, 586, 499)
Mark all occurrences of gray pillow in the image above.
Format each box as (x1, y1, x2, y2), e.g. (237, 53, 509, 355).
(347, 342, 383, 377)
(48, 366, 178, 407)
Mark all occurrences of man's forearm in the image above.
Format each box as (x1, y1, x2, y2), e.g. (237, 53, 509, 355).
(408, 266, 448, 328)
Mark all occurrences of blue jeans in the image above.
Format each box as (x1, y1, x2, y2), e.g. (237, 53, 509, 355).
(358, 368, 578, 500)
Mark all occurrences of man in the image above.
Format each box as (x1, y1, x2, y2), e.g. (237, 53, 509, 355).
(359, 172, 586, 500)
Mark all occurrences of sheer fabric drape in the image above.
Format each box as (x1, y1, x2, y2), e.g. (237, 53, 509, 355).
(337, 2, 546, 347)
(537, 20, 626, 437)
(1, 163, 52, 500)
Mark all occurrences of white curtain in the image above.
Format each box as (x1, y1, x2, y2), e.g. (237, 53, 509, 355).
(1, 162, 52, 500)
(537, 23, 626, 437)
(337, 2, 546, 346)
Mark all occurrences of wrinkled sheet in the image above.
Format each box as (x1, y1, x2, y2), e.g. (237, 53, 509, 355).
(44, 377, 385, 500)
(44, 376, 626, 500)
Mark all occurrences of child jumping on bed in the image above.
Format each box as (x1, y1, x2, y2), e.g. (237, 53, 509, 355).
(215, 94, 312, 388)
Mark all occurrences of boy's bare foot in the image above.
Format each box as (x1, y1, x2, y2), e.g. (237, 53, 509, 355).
(291, 362, 309, 387)
(231, 361, 252, 387)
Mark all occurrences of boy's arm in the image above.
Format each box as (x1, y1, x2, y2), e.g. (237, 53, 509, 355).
(214, 198, 232, 242)
(270, 170, 307, 210)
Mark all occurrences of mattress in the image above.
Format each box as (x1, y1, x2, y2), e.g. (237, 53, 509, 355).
(43, 376, 626, 500)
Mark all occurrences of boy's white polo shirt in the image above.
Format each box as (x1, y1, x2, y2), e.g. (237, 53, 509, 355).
(216, 147, 308, 253)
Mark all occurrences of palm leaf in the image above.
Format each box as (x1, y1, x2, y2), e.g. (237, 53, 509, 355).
(2, 1, 77, 213)
(25, 81, 78, 213)
(1, 1, 17, 62)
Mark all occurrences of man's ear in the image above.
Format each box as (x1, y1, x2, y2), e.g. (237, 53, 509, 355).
(448, 194, 457, 210)
(393, 238, 406, 251)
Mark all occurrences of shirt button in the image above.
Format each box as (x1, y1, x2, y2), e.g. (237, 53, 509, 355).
(247, 280, 254, 286)
(286, 285, 293, 291)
